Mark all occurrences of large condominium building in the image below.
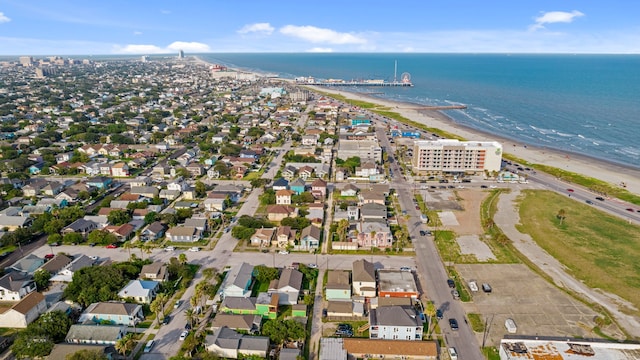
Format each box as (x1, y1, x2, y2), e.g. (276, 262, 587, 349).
(411, 139, 502, 175)
(337, 139, 382, 163)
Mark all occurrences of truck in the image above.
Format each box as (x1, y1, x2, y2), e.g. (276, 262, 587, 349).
(468, 280, 479, 292)
(505, 318, 517, 333)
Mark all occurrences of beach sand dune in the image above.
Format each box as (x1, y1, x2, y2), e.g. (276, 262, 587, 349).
(309, 86, 640, 196)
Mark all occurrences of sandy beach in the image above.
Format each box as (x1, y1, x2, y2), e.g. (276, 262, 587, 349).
(307, 86, 640, 196)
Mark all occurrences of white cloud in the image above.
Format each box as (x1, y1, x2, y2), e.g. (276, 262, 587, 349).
(133, 31, 143, 35)
(530, 10, 584, 31)
(280, 25, 366, 44)
(113, 41, 210, 54)
(0, 12, 11, 23)
(167, 41, 210, 52)
(307, 47, 333, 53)
(238, 23, 274, 35)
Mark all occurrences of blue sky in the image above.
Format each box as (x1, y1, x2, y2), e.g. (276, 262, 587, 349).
(0, 0, 639, 55)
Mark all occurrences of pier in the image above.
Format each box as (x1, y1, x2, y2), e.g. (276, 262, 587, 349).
(305, 80, 413, 87)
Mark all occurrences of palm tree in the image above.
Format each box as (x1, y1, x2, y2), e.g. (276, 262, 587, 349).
(178, 253, 187, 264)
(122, 241, 133, 260)
(424, 301, 437, 339)
(185, 308, 195, 329)
(115, 334, 135, 358)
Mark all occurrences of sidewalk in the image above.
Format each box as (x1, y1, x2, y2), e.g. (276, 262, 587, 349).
(493, 189, 640, 338)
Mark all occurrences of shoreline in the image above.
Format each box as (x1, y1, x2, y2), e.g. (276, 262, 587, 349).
(307, 86, 640, 196)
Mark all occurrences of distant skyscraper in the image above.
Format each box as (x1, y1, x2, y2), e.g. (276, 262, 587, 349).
(19, 56, 33, 66)
(178, 50, 184, 59)
(141, 55, 147, 62)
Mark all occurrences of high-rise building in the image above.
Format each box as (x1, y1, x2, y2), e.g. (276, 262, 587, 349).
(411, 139, 502, 174)
(141, 55, 147, 62)
(178, 50, 184, 59)
(19, 56, 33, 66)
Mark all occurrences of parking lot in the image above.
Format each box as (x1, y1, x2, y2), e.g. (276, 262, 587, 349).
(456, 263, 605, 345)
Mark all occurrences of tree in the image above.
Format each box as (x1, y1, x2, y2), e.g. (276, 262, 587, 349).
(185, 308, 195, 329)
(108, 209, 132, 226)
(253, 265, 279, 283)
(195, 180, 207, 198)
(231, 226, 256, 241)
(10, 310, 72, 358)
(557, 209, 566, 225)
(178, 253, 187, 264)
(424, 301, 437, 338)
(34, 269, 51, 291)
(261, 319, 306, 344)
(115, 333, 135, 357)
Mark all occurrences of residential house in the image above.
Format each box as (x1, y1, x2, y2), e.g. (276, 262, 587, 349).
(352, 259, 376, 297)
(111, 163, 129, 177)
(139, 262, 168, 282)
(250, 228, 276, 247)
(78, 302, 144, 326)
(298, 166, 315, 180)
(159, 189, 181, 201)
(369, 305, 423, 340)
(280, 348, 302, 360)
(288, 178, 306, 195)
(326, 301, 362, 318)
(326, 270, 351, 300)
(347, 206, 359, 221)
(210, 314, 262, 334)
(37, 254, 73, 276)
(268, 268, 302, 305)
(165, 226, 201, 242)
(47, 344, 116, 360)
(360, 203, 387, 220)
(275, 189, 294, 205)
(340, 183, 359, 197)
(311, 178, 327, 198)
(130, 186, 159, 199)
(86, 177, 112, 190)
(141, 221, 166, 241)
(0, 272, 36, 301)
(204, 193, 228, 211)
(282, 166, 297, 180)
(266, 205, 297, 222)
(118, 280, 159, 304)
(65, 324, 126, 345)
(221, 262, 254, 299)
(271, 178, 289, 191)
(354, 221, 393, 248)
(358, 189, 386, 206)
(274, 226, 296, 248)
(305, 203, 325, 225)
(50, 255, 96, 282)
(205, 327, 270, 359)
(184, 217, 208, 233)
(105, 223, 135, 242)
(299, 225, 321, 250)
(42, 181, 65, 196)
(0, 292, 47, 328)
(301, 135, 318, 146)
(0, 215, 31, 231)
(355, 162, 379, 177)
(10, 254, 45, 274)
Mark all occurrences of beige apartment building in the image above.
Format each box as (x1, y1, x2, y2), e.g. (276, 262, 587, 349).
(411, 139, 502, 175)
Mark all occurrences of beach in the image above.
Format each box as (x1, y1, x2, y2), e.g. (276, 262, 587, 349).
(307, 86, 640, 197)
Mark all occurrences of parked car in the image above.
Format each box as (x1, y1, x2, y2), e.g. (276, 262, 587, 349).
(448, 347, 458, 360)
(436, 309, 443, 319)
(307, 263, 318, 269)
(44, 254, 55, 260)
(451, 289, 460, 299)
(143, 340, 155, 353)
(174, 300, 183, 309)
(449, 318, 459, 331)
(279, 250, 289, 255)
(419, 230, 426, 236)
(400, 266, 412, 272)
(179, 331, 189, 341)
(188, 247, 200, 252)
(482, 283, 493, 293)
(185, 323, 192, 330)
(480, 185, 488, 189)
(162, 315, 171, 325)
(165, 246, 175, 251)
(106, 243, 117, 249)
(595, 196, 605, 201)
(447, 279, 456, 288)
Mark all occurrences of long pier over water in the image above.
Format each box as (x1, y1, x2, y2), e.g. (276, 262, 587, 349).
(305, 81, 413, 87)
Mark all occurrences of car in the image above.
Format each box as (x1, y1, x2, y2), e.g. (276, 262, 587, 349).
(174, 300, 183, 309)
(489, 185, 497, 189)
(44, 253, 55, 260)
(400, 266, 412, 272)
(307, 263, 318, 269)
(89, 255, 99, 261)
(595, 196, 605, 201)
(451, 289, 460, 299)
(449, 318, 459, 331)
(261, 249, 269, 253)
(88, 242, 96, 247)
(415, 206, 420, 210)
(480, 185, 488, 189)
(106, 244, 117, 249)
(188, 247, 200, 252)
(143, 340, 155, 353)
(436, 309, 443, 320)
(179, 331, 189, 341)
(626, 208, 635, 212)
(162, 315, 171, 325)
(447, 279, 455, 288)
(567, 188, 574, 192)
(419, 230, 426, 236)
(337, 324, 352, 331)
(448, 347, 458, 360)
(322, 308, 328, 317)
(165, 246, 175, 251)
(482, 283, 493, 293)
(279, 250, 289, 255)
(185, 323, 192, 330)
(49, 242, 59, 247)
(586, 200, 594, 205)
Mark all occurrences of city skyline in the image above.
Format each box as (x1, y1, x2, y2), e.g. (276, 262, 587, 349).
(0, 0, 639, 55)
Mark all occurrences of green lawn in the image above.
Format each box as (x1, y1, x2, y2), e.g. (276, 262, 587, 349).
(517, 190, 640, 314)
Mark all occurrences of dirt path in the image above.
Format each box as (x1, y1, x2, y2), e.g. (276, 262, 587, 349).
(494, 189, 640, 338)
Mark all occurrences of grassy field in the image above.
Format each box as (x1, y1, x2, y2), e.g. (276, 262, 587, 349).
(516, 190, 640, 314)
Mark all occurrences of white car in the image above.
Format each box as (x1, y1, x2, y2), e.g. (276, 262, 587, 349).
(89, 255, 99, 261)
(188, 247, 200, 252)
(279, 250, 289, 255)
(143, 340, 155, 353)
(165, 246, 175, 251)
(448, 347, 458, 360)
(179, 331, 189, 341)
(400, 266, 412, 272)
(307, 263, 318, 269)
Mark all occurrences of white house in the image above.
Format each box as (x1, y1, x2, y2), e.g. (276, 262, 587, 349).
(0, 292, 47, 328)
(79, 302, 144, 326)
(118, 280, 160, 304)
(221, 263, 254, 299)
(268, 268, 302, 305)
(369, 305, 423, 341)
(0, 272, 37, 301)
(352, 259, 376, 297)
(205, 327, 270, 359)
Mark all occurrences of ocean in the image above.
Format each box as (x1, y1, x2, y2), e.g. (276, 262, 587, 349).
(201, 53, 640, 170)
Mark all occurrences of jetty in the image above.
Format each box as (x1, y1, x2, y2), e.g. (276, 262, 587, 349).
(301, 79, 413, 87)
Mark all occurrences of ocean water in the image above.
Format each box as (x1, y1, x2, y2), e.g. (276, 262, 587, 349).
(201, 53, 640, 169)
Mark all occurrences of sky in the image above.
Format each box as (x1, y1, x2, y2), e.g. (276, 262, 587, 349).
(0, 0, 639, 55)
